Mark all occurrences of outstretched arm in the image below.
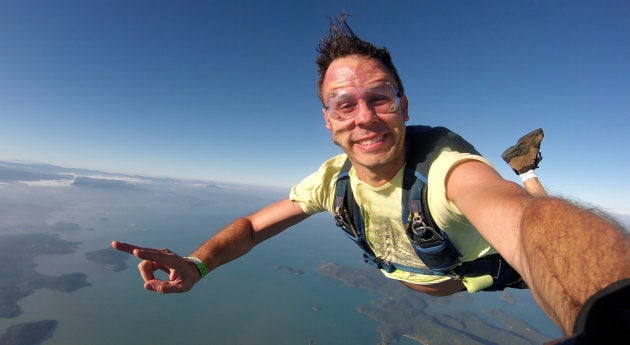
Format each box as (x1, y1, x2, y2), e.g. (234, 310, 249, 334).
(446, 160, 629, 335)
(188, 198, 309, 272)
(113, 198, 309, 294)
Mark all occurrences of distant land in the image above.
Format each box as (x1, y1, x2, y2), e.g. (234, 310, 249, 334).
(0, 159, 628, 225)
(0, 320, 57, 345)
(85, 247, 131, 272)
(0, 159, 287, 193)
(0, 233, 91, 319)
(317, 262, 552, 345)
(276, 265, 305, 276)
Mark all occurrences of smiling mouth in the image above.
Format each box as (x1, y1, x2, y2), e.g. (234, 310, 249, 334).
(358, 136, 384, 146)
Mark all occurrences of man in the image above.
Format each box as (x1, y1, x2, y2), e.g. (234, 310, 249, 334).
(113, 16, 629, 341)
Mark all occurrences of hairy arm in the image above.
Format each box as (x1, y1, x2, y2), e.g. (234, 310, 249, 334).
(446, 160, 630, 334)
(190, 198, 310, 273)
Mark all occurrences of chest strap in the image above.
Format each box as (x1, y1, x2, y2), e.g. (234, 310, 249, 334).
(334, 158, 461, 276)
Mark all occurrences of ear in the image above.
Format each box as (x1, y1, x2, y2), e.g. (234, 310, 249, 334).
(400, 94, 410, 121)
(323, 108, 332, 130)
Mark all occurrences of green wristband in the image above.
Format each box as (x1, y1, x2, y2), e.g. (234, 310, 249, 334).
(184, 256, 208, 278)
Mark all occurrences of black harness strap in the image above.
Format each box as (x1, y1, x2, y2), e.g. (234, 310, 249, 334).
(334, 159, 399, 273)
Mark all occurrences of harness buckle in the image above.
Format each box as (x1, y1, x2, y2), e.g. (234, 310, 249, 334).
(362, 252, 396, 273)
(334, 206, 358, 238)
(493, 258, 503, 279)
(334, 207, 346, 228)
(410, 212, 443, 247)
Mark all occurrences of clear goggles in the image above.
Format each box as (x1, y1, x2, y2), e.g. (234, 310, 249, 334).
(324, 82, 401, 121)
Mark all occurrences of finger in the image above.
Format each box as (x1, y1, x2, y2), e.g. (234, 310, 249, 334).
(112, 241, 170, 256)
(137, 260, 167, 282)
(111, 241, 147, 255)
(138, 260, 156, 282)
(132, 248, 181, 267)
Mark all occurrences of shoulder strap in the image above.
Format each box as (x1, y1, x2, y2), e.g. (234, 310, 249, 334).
(334, 160, 360, 238)
(334, 159, 405, 273)
(334, 159, 371, 254)
(402, 126, 482, 272)
(401, 126, 479, 224)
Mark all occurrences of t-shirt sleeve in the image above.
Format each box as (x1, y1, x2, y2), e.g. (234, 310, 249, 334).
(289, 154, 346, 215)
(427, 150, 496, 228)
(426, 150, 499, 261)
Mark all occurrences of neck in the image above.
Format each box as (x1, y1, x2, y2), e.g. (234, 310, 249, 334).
(350, 155, 406, 187)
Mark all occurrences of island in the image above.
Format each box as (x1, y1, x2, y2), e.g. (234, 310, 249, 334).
(0, 233, 91, 319)
(85, 247, 130, 272)
(0, 320, 57, 345)
(317, 262, 552, 345)
(276, 265, 305, 276)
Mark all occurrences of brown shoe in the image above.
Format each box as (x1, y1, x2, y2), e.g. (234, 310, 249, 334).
(501, 128, 544, 175)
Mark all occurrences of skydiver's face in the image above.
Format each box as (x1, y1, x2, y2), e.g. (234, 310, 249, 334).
(321, 55, 409, 185)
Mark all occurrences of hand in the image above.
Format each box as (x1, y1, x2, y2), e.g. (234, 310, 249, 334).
(111, 241, 202, 294)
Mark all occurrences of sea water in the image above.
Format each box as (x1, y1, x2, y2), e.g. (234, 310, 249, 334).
(0, 186, 562, 344)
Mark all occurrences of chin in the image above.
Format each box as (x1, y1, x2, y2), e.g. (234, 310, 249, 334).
(351, 152, 398, 169)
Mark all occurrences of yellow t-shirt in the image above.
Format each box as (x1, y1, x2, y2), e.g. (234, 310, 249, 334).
(289, 150, 497, 285)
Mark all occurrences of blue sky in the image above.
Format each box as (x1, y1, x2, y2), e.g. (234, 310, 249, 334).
(1, 0, 628, 214)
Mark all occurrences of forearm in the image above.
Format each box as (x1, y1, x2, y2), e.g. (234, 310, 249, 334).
(518, 197, 630, 334)
(187, 199, 309, 274)
(189, 217, 258, 273)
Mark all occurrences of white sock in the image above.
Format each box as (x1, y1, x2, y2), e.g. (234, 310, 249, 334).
(519, 169, 537, 183)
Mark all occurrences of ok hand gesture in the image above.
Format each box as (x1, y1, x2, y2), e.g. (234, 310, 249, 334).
(111, 241, 202, 294)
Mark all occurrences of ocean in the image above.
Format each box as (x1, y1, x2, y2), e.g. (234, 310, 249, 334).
(0, 179, 563, 344)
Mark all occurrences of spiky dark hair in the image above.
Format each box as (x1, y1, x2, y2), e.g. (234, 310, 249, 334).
(316, 14, 404, 104)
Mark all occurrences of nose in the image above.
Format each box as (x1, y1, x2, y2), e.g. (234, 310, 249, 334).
(354, 99, 379, 124)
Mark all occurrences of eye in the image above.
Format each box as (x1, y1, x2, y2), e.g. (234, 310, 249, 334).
(366, 93, 393, 110)
(337, 101, 356, 110)
(332, 96, 357, 112)
(370, 95, 390, 105)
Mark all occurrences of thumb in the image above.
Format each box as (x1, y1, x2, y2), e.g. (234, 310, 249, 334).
(144, 279, 189, 294)
(144, 280, 171, 294)
(144, 281, 157, 292)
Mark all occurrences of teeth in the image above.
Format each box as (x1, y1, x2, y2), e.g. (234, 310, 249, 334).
(359, 136, 383, 146)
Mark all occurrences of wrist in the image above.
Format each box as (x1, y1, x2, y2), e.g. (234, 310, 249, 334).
(183, 256, 208, 278)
